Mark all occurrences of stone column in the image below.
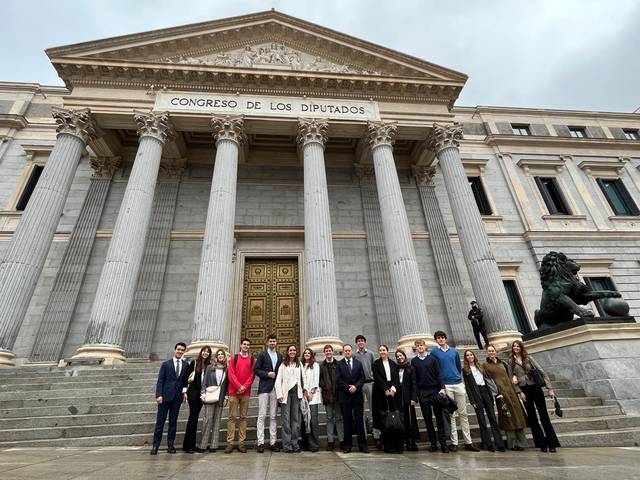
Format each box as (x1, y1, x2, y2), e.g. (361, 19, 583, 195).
(367, 121, 433, 351)
(73, 112, 174, 364)
(189, 116, 246, 355)
(297, 119, 343, 352)
(0, 108, 95, 367)
(429, 123, 521, 347)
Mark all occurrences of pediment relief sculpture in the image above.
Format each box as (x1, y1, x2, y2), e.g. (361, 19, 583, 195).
(162, 42, 382, 75)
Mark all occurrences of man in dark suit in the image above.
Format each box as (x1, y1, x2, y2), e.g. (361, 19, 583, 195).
(150, 342, 189, 455)
(254, 334, 283, 453)
(336, 344, 369, 453)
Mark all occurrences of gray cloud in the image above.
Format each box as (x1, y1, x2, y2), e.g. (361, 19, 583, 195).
(1, 0, 638, 112)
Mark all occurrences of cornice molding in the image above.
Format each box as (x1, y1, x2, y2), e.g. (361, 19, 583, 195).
(0, 114, 28, 129)
(485, 134, 640, 151)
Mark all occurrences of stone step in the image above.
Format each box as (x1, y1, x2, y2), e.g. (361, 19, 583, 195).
(0, 365, 163, 380)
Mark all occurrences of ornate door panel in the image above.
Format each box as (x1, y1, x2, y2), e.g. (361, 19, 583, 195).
(241, 259, 300, 357)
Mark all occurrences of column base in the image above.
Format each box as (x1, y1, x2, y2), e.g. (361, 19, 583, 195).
(0, 350, 16, 368)
(397, 334, 437, 355)
(71, 344, 126, 365)
(306, 336, 344, 354)
(186, 341, 229, 358)
(487, 330, 522, 351)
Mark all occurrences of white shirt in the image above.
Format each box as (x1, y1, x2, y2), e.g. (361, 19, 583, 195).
(302, 364, 322, 405)
(471, 366, 485, 386)
(399, 369, 404, 384)
(215, 367, 224, 385)
(381, 359, 396, 392)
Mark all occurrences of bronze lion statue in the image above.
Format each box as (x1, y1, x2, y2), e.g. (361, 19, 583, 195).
(534, 251, 622, 330)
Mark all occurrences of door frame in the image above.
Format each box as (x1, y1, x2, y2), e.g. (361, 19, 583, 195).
(229, 239, 306, 353)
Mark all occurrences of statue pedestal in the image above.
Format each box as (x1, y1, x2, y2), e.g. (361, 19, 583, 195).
(524, 318, 640, 415)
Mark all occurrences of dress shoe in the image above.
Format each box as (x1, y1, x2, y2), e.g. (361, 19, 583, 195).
(514, 446, 525, 451)
(359, 447, 370, 453)
(195, 447, 205, 453)
(440, 445, 449, 453)
(270, 444, 280, 453)
(343, 447, 352, 453)
(237, 444, 247, 453)
(256, 444, 265, 453)
(150, 448, 158, 455)
(185, 449, 195, 454)
(549, 448, 557, 453)
(448, 444, 458, 452)
(487, 446, 496, 452)
(540, 447, 548, 452)
(208, 447, 217, 453)
(167, 447, 177, 454)
(293, 448, 301, 453)
(465, 443, 480, 452)
(429, 444, 438, 452)
(410, 441, 419, 452)
(224, 444, 234, 454)
(326, 442, 334, 451)
(498, 446, 506, 452)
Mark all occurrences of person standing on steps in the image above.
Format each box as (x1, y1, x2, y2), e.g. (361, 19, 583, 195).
(354, 334, 381, 449)
(319, 344, 344, 451)
(301, 347, 322, 452)
(254, 334, 283, 453)
(336, 344, 369, 454)
(224, 338, 256, 454)
(150, 342, 188, 455)
(372, 344, 403, 453)
(430, 331, 481, 453)
(275, 344, 304, 453)
(182, 346, 211, 453)
(468, 301, 490, 350)
(198, 349, 229, 453)
(395, 349, 419, 451)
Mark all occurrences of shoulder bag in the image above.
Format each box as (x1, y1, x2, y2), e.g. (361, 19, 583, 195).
(203, 371, 225, 404)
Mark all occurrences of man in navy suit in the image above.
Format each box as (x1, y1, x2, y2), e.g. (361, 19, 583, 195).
(336, 344, 369, 453)
(150, 342, 189, 455)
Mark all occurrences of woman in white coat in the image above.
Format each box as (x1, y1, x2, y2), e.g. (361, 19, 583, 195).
(275, 344, 304, 453)
(301, 348, 322, 452)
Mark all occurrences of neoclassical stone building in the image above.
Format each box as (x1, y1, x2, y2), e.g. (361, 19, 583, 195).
(0, 11, 639, 366)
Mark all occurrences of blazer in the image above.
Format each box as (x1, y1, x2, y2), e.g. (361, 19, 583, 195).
(201, 364, 229, 401)
(254, 350, 283, 394)
(155, 357, 189, 402)
(335, 356, 365, 403)
(397, 364, 418, 407)
(185, 360, 208, 401)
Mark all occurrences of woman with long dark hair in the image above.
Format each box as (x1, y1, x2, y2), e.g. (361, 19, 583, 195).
(182, 345, 211, 453)
(395, 349, 419, 451)
(462, 350, 505, 451)
(198, 349, 229, 452)
(372, 344, 403, 453)
(301, 348, 322, 452)
(275, 344, 304, 453)
(509, 340, 560, 453)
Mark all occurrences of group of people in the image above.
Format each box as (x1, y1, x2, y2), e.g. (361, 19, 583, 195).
(150, 329, 560, 456)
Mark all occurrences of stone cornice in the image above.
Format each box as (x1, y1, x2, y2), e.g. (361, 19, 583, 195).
(428, 122, 463, 154)
(211, 115, 247, 145)
(133, 111, 175, 143)
(0, 114, 28, 129)
(366, 121, 397, 149)
(485, 134, 640, 151)
(52, 107, 96, 143)
(454, 105, 640, 121)
(296, 118, 328, 148)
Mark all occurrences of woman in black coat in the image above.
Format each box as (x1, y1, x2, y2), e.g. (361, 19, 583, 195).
(395, 349, 419, 451)
(372, 345, 403, 453)
(182, 346, 211, 453)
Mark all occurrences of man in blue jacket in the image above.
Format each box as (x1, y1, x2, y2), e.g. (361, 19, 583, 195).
(151, 342, 189, 455)
(254, 334, 283, 453)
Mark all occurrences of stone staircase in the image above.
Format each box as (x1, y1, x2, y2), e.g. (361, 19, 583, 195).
(1, 361, 639, 448)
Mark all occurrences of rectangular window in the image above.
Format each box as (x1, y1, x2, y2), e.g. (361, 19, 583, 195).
(596, 178, 640, 216)
(584, 277, 617, 317)
(15, 165, 44, 211)
(623, 129, 640, 140)
(468, 176, 493, 215)
(568, 127, 587, 138)
(511, 124, 530, 136)
(534, 176, 571, 215)
(503, 280, 531, 334)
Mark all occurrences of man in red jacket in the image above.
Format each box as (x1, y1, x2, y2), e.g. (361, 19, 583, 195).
(225, 338, 256, 453)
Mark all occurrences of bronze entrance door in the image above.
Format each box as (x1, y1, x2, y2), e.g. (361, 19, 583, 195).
(241, 259, 300, 357)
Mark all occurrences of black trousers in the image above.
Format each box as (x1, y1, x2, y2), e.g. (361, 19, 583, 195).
(474, 385, 505, 449)
(153, 398, 182, 449)
(417, 388, 447, 447)
(521, 384, 560, 449)
(401, 402, 420, 446)
(182, 397, 203, 451)
(473, 323, 490, 350)
(340, 398, 367, 450)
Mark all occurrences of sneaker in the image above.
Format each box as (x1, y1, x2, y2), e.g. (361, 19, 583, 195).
(224, 445, 234, 454)
(465, 443, 480, 452)
(256, 444, 265, 453)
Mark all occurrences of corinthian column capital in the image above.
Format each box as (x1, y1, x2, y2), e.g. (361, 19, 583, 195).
(366, 121, 397, 149)
(412, 164, 437, 186)
(90, 156, 121, 178)
(429, 123, 463, 154)
(211, 115, 247, 145)
(353, 163, 376, 185)
(133, 111, 175, 144)
(52, 107, 96, 144)
(297, 118, 328, 148)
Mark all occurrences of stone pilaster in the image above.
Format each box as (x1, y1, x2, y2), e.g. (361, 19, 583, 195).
(367, 121, 433, 351)
(123, 160, 183, 359)
(189, 116, 246, 355)
(29, 156, 120, 363)
(0, 107, 95, 366)
(297, 119, 343, 352)
(429, 123, 520, 347)
(413, 165, 473, 345)
(74, 112, 174, 364)
(355, 164, 399, 346)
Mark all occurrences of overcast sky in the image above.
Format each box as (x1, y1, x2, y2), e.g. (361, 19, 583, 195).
(1, 0, 638, 112)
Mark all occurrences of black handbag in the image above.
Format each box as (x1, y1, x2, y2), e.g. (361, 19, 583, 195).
(528, 365, 546, 387)
(554, 397, 563, 417)
(382, 397, 404, 434)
